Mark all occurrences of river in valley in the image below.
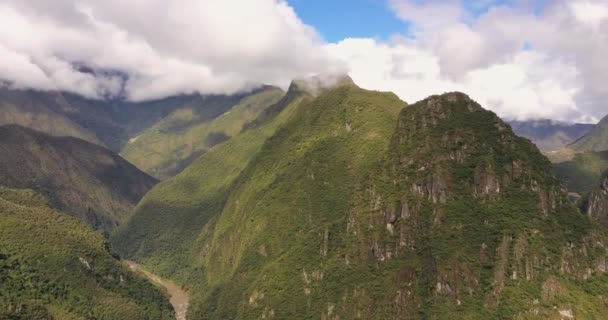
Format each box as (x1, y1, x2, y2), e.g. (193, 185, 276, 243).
(126, 260, 189, 320)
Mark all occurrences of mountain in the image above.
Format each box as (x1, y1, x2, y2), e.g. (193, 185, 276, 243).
(111, 79, 315, 281)
(507, 119, 593, 151)
(0, 125, 157, 235)
(0, 186, 174, 320)
(120, 86, 284, 179)
(0, 86, 285, 178)
(508, 116, 608, 199)
(114, 85, 608, 319)
(554, 151, 608, 195)
(571, 114, 608, 152)
(0, 88, 104, 146)
(586, 170, 608, 226)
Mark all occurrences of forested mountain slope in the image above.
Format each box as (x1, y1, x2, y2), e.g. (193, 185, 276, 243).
(112, 79, 317, 281)
(0, 186, 174, 320)
(121, 87, 284, 179)
(0, 125, 157, 234)
(116, 85, 608, 319)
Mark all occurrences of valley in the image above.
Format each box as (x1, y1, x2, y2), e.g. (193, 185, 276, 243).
(126, 261, 190, 320)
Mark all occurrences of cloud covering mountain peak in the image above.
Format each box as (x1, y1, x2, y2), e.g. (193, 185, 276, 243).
(0, 0, 342, 101)
(0, 0, 606, 122)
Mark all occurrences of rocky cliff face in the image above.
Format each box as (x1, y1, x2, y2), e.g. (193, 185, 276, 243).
(344, 93, 608, 319)
(587, 171, 608, 226)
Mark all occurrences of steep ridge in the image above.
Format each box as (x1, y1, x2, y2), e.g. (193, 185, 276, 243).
(570, 114, 608, 152)
(0, 187, 174, 320)
(190, 84, 406, 320)
(0, 125, 157, 235)
(114, 82, 405, 318)
(508, 119, 593, 151)
(116, 88, 608, 319)
(111, 79, 316, 280)
(121, 86, 284, 179)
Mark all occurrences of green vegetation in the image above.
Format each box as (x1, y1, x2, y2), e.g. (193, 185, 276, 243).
(112, 82, 312, 283)
(0, 88, 103, 146)
(0, 186, 174, 320)
(187, 84, 406, 319)
(366, 93, 603, 319)
(0, 125, 158, 235)
(121, 87, 284, 179)
(0, 86, 285, 179)
(553, 151, 608, 195)
(115, 88, 608, 319)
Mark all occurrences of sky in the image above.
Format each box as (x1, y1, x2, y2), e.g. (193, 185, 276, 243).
(289, 0, 408, 42)
(0, 0, 606, 122)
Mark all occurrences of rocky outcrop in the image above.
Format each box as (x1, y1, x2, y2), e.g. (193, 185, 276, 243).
(344, 92, 606, 317)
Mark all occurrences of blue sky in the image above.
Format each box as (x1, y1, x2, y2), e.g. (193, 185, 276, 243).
(288, 0, 409, 42)
(288, 0, 542, 42)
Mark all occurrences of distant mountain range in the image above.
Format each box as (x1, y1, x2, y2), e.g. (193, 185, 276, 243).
(507, 119, 594, 151)
(570, 115, 608, 152)
(534, 114, 608, 199)
(3, 85, 604, 176)
(0, 86, 285, 179)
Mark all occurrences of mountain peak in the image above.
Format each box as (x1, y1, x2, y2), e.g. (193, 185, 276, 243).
(422, 91, 484, 113)
(288, 73, 355, 96)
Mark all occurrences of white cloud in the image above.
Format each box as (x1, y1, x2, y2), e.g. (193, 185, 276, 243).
(326, 38, 581, 121)
(389, 0, 463, 34)
(330, 0, 607, 122)
(570, 1, 608, 29)
(0, 0, 342, 100)
(0, 0, 605, 122)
